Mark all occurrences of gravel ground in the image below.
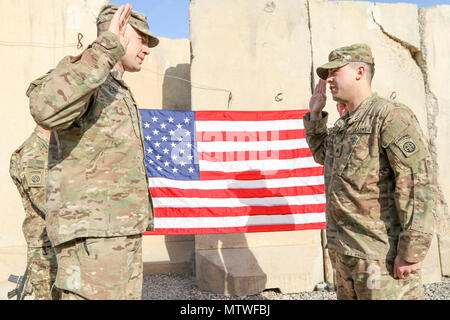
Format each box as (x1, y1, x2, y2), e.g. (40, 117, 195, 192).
(142, 274, 450, 300)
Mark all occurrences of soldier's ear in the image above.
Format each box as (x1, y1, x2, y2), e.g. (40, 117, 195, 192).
(355, 65, 365, 81)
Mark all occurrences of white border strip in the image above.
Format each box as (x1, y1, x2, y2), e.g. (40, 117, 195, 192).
(196, 139, 308, 152)
(196, 119, 304, 132)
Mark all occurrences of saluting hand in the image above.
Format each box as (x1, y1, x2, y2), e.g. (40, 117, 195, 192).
(108, 4, 132, 51)
(309, 79, 327, 120)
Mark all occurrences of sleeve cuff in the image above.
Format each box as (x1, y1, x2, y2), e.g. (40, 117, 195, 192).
(397, 230, 433, 263)
(94, 31, 126, 62)
(303, 111, 328, 135)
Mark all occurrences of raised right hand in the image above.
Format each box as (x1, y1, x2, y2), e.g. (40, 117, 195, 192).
(309, 79, 327, 120)
(108, 4, 132, 51)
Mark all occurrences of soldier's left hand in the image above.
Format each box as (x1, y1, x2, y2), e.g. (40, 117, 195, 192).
(394, 255, 423, 279)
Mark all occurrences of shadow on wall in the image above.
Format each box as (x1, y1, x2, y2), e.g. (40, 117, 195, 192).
(162, 64, 192, 111)
(162, 63, 192, 273)
(195, 171, 292, 296)
(197, 233, 268, 297)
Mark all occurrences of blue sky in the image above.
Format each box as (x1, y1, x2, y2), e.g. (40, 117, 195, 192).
(111, 0, 449, 39)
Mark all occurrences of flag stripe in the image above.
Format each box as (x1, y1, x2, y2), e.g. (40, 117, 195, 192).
(150, 185, 325, 198)
(153, 212, 326, 228)
(195, 119, 304, 132)
(148, 175, 324, 189)
(196, 138, 308, 152)
(196, 129, 306, 142)
(154, 204, 326, 217)
(199, 148, 312, 162)
(199, 167, 325, 180)
(198, 157, 317, 172)
(152, 194, 326, 208)
(143, 222, 326, 235)
(195, 110, 309, 121)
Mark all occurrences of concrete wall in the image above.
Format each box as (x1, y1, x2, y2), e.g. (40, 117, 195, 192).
(0, 0, 193, 298)
(190, 0, 326, 295)
(420, 4, 450, 276)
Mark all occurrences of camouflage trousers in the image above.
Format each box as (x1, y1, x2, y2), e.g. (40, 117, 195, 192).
(328, 250, 423, 300)
(53, 234, 143, 300)
(27, 245, 59, 300)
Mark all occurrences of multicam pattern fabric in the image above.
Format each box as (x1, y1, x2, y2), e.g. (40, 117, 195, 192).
(27, 245, 59, 300)
(53, 235, 143, 300)
(329, 249, 423, 300)
(9, 128, 58, 299)
(10, 128, 50, 247)
(28, 31, 154, 246)
(303, 93, 435, 263)
(316, 43, 374, 80)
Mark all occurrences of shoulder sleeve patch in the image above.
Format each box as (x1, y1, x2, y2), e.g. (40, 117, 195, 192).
(25, 168, 45, 187)
(28, 159, 45, 169)
(386, 126, 429, 171)
(25, 159, 46, 187)
(394, 134, 420, 158)
(381, 107, 430, 171)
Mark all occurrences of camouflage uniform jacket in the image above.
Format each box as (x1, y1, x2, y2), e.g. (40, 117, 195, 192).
(28, 31, 154, 246)
(10, 127, 51, 248)
(303, 93, 435, 263)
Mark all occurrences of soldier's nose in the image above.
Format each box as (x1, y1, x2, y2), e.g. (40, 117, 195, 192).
(142, 45, 150, 56)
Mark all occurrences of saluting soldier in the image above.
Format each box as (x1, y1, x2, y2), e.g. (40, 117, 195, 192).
(26, 4, 158, 299)
(303, 43, 436, 299)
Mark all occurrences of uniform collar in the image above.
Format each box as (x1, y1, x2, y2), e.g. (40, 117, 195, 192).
(110, 69, 129, 89)
(347, 92, 378, 125)
(34, 127, 50, 143)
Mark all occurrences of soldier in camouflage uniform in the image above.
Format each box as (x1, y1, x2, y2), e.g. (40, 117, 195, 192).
(9, 126, 59, 300)
(27, 4, 158, 300)
(303, 44, 436, 300)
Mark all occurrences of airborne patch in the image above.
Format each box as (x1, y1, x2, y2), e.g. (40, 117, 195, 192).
(25, 158, 46, 187)
(395, 134, 419, 158)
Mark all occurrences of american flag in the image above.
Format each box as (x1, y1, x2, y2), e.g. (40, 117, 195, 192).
(139, 109, 326, 235)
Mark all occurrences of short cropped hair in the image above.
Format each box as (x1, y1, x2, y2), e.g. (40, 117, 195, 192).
(349, 61, 375, 83)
